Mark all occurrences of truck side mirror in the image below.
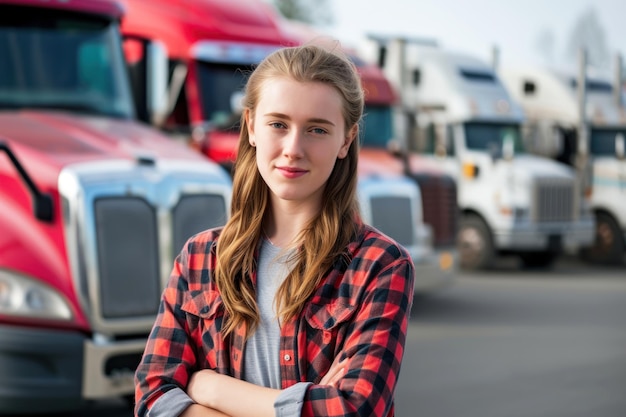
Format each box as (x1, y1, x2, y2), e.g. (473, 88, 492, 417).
(230, 90, 244, 114)
(145, 41, 169, 126)
(616, 133, 625, 160)
(551, 127, 564, 157)
(122, 35, 172, 126)
(412, 69, 421, 86)
(502, 133, 515, 161)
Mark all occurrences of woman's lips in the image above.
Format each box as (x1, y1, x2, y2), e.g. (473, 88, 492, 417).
(277, 166, 307, 179)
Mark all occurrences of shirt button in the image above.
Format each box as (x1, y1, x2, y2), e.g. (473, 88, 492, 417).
(283, 354, 291, 361)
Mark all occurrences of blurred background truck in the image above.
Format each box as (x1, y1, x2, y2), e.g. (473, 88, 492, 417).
(499, 50, 626, 265)
(361, 36, 595, 270)
(0, 0, 232, 413)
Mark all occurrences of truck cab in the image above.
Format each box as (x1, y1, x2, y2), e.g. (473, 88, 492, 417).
(0, 0, 231, 413)
(119, 0, 456, 292)
(363, 37, 595, 269)
(500, 63, 626, 264)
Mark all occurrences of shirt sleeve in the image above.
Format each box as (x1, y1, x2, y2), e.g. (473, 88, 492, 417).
(274, 382, 312, 417)
(134, 240, 199, 417)
(146, 387, 194, 417)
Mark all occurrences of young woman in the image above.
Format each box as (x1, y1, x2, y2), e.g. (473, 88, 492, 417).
(134, 43, 415, 417)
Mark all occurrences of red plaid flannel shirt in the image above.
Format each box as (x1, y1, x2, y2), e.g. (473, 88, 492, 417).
(135, 222, 414, 417)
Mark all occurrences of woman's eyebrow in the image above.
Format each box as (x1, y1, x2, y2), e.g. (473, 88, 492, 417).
(263, 112, 336, 126)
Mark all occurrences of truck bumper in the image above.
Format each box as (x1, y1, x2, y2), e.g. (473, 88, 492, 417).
(0, 324, 145, 414)
(411, 246, 457, 293)
(493, 219, 595, 251)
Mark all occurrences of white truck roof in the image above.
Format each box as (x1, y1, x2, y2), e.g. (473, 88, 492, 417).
(405, 46, 525, 123)
(500, 66, 626, 127)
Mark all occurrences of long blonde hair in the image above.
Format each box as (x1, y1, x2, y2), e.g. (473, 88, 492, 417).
(214, 43, 364, 336)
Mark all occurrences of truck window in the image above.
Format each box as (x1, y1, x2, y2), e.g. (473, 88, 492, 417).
(415, 123, 454, 157)
(569, 78, 613, 93)
(421, 124, 437, 154)
(195, 61, 252, 131)
(0, 6, 134, 118)
(459, 68, 496, 83)
(78, 42, 114, 99)
(464, 122, 524, 153)
(590, 128, 626, 156)
(362, 105, 394, 148)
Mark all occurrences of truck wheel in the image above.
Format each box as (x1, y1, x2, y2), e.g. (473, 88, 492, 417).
(458, 214, 494, 270)
(582, 212, 625, 265)
(519, 251, 558, 269)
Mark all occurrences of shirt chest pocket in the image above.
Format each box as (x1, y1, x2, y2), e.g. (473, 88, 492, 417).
(181, 290, 225, 368)
(304, 301, 356, 356)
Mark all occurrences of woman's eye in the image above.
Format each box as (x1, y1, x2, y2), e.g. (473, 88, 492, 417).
(311, 127, 328, 135)
(269, 122, 286, 129)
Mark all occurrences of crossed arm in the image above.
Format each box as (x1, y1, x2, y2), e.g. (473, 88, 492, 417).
(181, 357, 348, 417)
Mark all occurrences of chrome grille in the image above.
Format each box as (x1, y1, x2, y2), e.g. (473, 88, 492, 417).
(173, 194, 227, 255)
(358, 176, 421, 250)
(94, 197, 160, 319)
(370, 196, 414, 247)
(532, 178, 576, 222)
(412, 173, 458, 247)
(59, 159, 231, 335)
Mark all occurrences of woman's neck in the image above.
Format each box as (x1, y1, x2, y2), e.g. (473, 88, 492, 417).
(264, 205, 317, 248)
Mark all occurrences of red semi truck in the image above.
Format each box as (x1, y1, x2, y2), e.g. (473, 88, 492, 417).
(0, 0, 232, 413)
(120, 0, 459, 291)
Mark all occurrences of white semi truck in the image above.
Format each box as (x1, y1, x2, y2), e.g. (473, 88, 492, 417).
(500, 52, 626, 264)
(361, 37, 595, 269)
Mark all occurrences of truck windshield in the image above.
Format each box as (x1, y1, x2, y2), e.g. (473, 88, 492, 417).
(590, 128, 626, 156)
(362, 105, 394, 148)
(0, 7, 134, 118)
(196, 61, 252, 132)
(464, 122, 524, 153)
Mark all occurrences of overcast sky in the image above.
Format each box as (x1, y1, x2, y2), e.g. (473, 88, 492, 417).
(325, 0, 625, 71)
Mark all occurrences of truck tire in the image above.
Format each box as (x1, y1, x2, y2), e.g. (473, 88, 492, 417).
(458, 214, 494, 270)
(582, 212, 625, 265)
(519, 251, 558, 268)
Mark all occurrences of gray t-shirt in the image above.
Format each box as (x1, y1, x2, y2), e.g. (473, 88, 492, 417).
(244, 239, 311, 417)
(244, 239, 290, 388)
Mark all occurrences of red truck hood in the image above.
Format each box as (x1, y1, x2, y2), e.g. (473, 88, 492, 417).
(359, 147, 450, 176)
(0, 110, 205, 184)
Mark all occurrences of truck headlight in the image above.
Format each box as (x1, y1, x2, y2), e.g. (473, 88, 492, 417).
(0, 269, 73, 320)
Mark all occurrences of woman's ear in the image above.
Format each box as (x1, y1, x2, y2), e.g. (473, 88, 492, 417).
(338, 124, 358, 159)
(245, 109, 256, 146)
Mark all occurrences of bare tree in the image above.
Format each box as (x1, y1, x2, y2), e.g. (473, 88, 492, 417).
(274, 0, 334, 26)
(565, 7, 610, 69)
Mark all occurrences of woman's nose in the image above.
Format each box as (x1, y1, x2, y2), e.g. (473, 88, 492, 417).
(283, 129, 305, 158)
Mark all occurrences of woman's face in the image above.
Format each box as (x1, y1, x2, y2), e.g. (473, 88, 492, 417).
(246, 77, 356, 211)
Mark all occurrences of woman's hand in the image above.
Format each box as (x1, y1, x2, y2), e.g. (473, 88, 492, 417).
(320, 356, 348, 387)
